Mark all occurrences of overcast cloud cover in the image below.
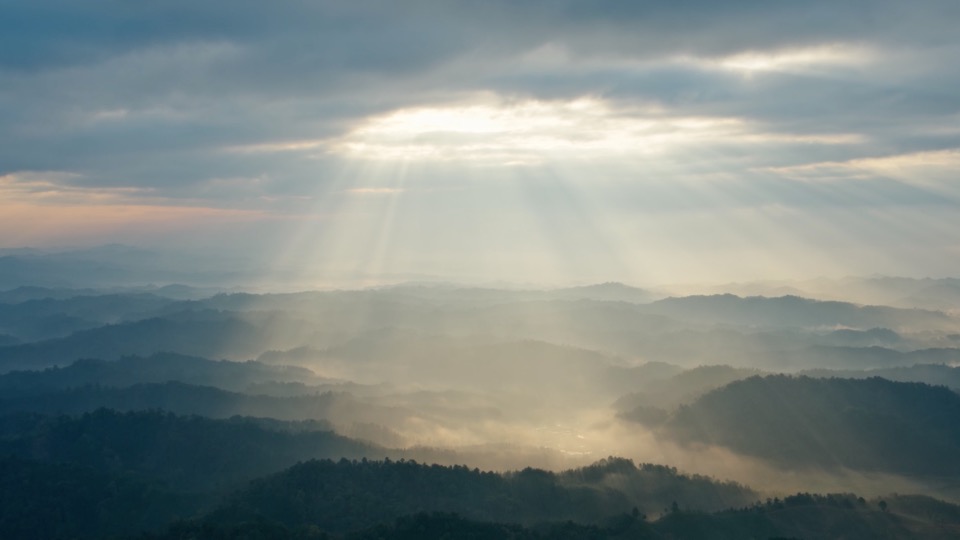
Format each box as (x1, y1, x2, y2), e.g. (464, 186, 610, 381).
(2, 0, 960, 285)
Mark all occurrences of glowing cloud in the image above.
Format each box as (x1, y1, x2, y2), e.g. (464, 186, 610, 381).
(708, 44, 875, 73)
(0, 170, 268, 247)
(223, 139, 329, 154)
(0, 171, 149, 203)
(332, 97, 763, 165)
(767, 149, 960, 187)
(328, 95, 868, 171)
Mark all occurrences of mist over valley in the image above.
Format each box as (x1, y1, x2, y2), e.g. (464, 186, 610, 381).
(5, 0, 960, 536)
(3, 258, 960, 537)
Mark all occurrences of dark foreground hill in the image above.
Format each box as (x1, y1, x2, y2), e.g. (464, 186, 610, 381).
(143, 493, 960, 540)
(631, 375, 960, 477)
(206, 457, 755, 533)
(1, 410, 958, 539)
(0, 410, 756, 540)
(0, 456, 196, 540)
(0, 409, 380, 492)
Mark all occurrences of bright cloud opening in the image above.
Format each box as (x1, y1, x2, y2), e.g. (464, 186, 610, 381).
(331, 96, 867, 167)
(333, 97, 759, 165)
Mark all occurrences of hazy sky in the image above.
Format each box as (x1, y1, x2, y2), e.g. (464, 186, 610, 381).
(2, 1, 960, 285)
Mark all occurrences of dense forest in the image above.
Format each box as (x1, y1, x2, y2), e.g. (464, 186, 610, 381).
(2, 283, 960, 537)
(142, 493, 960, 540)
(634, 376, 960, 476)
(5, 448, 958, 540)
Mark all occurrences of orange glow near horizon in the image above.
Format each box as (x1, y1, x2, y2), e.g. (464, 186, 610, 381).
(0, 200, 269, 247)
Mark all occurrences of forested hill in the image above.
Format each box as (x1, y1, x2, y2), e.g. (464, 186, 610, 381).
(0, 409, 380, 492)
(0, 380, 361, 421)
(653, 376, 960, 476)
(0, 352, 320, 396)
(0, 415, 758, 539)
(146, 492, 960, 540)
(206, 457, 756, 533)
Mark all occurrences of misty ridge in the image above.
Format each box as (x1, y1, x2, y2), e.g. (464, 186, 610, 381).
(1, 248, 960, 538)
(6, 0, 960, 536)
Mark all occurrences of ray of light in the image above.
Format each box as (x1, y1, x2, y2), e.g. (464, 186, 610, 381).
(242, 91, 960, 288)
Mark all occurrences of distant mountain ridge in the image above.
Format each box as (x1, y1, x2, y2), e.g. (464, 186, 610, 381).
(645, 294, 957, 332)
(0, 245, 253, 289)
(674, 276, 960, 311)
(0, 352, 322, 396)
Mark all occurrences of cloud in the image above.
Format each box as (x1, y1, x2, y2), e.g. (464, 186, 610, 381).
(328, 96, 870, 168)
(0, 170, 149, 203)
(766, 149, 960, 186)
(344, 188, 406, 195)
(0, 199, 267, 247)
(2, 2, 956, 188)
(1, 1, 959, 280)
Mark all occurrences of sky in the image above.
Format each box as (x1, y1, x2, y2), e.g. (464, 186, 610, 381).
(2, 0, 960, 286)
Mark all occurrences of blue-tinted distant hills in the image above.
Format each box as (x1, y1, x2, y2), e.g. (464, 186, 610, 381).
(678, 276, 960, 311)
(644, 294, 956, 332)
(2, 287, 959, 374)
(0, 245, 252, 289)
(0, 293, 177, 341)
(0, 352, 321, 396)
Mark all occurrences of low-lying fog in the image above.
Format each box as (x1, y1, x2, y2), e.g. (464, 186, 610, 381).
(2, 278, 960, 504)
